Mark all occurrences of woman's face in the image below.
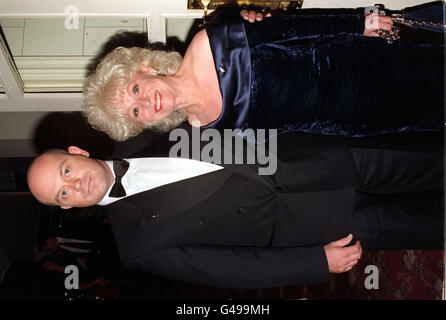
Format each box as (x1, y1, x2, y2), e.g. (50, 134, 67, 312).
(119, 71, 177, 123)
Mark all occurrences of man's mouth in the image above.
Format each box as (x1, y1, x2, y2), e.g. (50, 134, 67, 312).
(155, 90, 163, 113)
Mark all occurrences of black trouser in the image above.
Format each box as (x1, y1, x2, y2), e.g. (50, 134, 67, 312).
(347, 133, 444, 251)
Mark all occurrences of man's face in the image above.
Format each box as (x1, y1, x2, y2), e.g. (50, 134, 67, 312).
(28, 147, 113, 209)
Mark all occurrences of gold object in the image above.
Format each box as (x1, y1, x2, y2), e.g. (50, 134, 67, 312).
(201, 0, 211, 24)
(194, 0, 304, 25)
(279, 1, 290, 10)
(377, 15, 446, 44)
(189, 0, 303, 11)
(372, 4, 446, 44)
(392, 13, 446, 29)
(374, 27, 400, 44)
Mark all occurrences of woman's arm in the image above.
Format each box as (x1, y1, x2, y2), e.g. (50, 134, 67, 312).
(244, 8, 366, 46)
(244, 8, 393, 46)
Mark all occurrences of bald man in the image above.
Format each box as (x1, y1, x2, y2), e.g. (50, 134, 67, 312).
(27, 130, 443, 288)
(28, 147, 114, 209)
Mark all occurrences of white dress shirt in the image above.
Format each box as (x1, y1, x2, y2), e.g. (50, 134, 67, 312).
(98, 158, 223, 205)
(56, 237, 94, 254)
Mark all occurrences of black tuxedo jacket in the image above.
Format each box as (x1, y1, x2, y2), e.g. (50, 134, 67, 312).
(106, 126, 360, 288)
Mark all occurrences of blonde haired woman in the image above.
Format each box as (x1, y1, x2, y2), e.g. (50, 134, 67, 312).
(84, 3, 444, 141)
(84, 47, 186, 141)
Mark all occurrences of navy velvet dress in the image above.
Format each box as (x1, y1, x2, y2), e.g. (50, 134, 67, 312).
(204, 2, 444, 138)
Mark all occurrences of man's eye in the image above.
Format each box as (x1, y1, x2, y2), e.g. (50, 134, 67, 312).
(133, 107, 139, 117)
(64, 168, 70, 176)
(133, 85, 139, 95)
(61, 190, 68, 198)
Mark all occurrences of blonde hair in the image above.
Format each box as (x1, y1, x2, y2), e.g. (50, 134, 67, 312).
(83, 46, 187, 141)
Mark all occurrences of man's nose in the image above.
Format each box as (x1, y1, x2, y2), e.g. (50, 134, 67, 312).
(70, 178, 83, 192)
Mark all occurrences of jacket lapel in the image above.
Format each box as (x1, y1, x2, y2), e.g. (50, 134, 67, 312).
(123, 167, 233, 221)
(221, 163, 274, 189)
(107, 168, 232, 262)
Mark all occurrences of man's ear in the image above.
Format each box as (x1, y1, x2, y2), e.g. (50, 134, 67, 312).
(67, 146, 89, 157)
(60, 205, 72, 210)
(139, 65, 158, 74)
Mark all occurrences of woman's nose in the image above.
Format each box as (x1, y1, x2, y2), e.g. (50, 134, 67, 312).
(139, 96, 152, 107)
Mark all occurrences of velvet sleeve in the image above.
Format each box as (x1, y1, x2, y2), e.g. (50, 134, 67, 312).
(244, 8, 366, 46)
(126, 244, 329, 288)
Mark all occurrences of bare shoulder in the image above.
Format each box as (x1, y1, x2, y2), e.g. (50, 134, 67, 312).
(187, 29, 210, 53)
(183, 29, 222, 126)
(183, 29, 213, 69)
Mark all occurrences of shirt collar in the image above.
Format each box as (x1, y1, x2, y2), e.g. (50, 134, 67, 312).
(98, 161, 117, 206)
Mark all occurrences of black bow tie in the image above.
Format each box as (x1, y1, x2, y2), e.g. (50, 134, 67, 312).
(109, 160, 130, 198)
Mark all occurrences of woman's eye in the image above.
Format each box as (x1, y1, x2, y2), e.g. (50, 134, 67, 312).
(64, 168, 70, 176)
(61, 190, 68, 198)
(133, 107, 139, 117)
(133, 85, 139, 95)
